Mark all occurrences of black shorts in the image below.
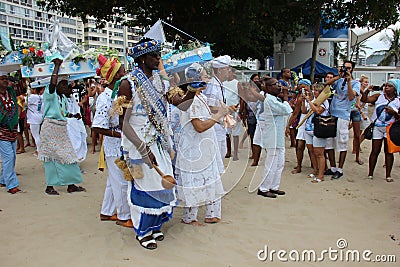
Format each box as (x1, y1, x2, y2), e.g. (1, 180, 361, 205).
(18, 118, 25, 133)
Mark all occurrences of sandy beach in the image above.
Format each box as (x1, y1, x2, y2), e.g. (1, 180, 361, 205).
(1, 131, 399, 267)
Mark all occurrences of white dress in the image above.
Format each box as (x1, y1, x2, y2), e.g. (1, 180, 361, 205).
(176, 94, 225, 207)
(65, 96, 87, 163)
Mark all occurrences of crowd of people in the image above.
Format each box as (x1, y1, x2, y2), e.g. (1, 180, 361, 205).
(1, 38, 400, 250)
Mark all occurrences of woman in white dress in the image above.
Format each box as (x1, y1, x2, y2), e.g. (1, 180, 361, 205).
(176, 63, 228, 225)
(27, 86, 44, 156)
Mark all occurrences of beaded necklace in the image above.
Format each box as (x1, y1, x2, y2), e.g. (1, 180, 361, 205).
(0, 88, 18, 128)
(0, 91, 14, 111)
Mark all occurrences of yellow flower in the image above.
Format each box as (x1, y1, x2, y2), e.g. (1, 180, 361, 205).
(22, 49, 29, 55)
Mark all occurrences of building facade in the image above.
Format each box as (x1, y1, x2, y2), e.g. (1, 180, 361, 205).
(0, 0, 141, 64)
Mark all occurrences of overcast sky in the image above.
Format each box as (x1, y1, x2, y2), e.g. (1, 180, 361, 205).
(358, 22, 400, 57)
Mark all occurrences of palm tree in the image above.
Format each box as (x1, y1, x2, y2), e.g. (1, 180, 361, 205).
(376, 28, 400, 66)
(351, 41, 372, 65)
(334, 42, 347, 67)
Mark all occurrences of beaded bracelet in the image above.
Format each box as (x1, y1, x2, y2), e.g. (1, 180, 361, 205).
(137, 141, 145, 151)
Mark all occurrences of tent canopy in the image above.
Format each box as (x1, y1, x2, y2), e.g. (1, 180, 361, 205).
(292, 58, 338, 76)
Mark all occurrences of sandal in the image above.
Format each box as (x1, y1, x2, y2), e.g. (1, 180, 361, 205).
(307, 174, 315, 179)
(311, 177, 324, 183)
(8, 187, 21, 194)
(386, 177, 394, 183)
(45, 187, 59, 195)
(67, 185, 86, 193)
(136, 235, 157, 250)
(152, 230, 164, 241)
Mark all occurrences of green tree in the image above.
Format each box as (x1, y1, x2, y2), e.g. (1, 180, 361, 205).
(37, 0, 400, 75)
(376, 28, 400, 66)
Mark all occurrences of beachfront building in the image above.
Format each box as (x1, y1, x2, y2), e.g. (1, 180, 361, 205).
(0, 0, 141, 63)
(231, 58, 260, 70)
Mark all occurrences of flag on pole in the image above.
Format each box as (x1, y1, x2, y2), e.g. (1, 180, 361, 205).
(144, 19, 166, 43)
(0, 32, 12, 51)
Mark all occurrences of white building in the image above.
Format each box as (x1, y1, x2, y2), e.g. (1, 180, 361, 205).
(0, 0, 141, 64)
(231, 58, 260, 70)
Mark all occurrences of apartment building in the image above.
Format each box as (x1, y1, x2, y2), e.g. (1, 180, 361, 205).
(0, 0, 141, 63)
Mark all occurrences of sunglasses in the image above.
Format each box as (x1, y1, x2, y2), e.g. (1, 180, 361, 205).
(147, 51, 161, 58)
(268, 82, 280, 87)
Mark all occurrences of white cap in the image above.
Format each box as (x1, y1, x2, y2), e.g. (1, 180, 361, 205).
(0, 71, 8, 77)
(211, 55, 231, 68)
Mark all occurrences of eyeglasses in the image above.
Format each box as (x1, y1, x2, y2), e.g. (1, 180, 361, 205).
(268, 82, 280, 87)
(147, 51, 161, 58)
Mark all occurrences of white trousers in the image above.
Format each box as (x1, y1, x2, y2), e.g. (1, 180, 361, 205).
(259, 148, 285, 192)
(101, 156, 130, 220)
(182, 199, 222, 223)
(218, 139, 227, 160)
(30, 124, 41, 152)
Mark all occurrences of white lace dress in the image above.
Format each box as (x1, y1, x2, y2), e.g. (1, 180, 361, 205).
(176, 94, 225, 207)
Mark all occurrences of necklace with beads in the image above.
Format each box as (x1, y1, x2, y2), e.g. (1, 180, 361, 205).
(0, 91, 14, 111)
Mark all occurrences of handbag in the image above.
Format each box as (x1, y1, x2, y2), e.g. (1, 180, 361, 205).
(363, 100, 393, 140)
(387, 122, 400, 153)
(313, 115, 337, 138)
(363, 122, 374, 140)
(388, 120, 400, 147)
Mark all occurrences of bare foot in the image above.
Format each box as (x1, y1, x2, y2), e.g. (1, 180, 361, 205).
(16, 150, 25, 154)
(233, 155, 239, 161)
(291, 167, 301, 174)
(356, 159, 364, 165)
(24, 143, 31, 148)
(204, 218, 221, 224)
(181, 219, 205, 226)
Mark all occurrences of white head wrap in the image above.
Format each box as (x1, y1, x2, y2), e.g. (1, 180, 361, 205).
(0, 71, 8, 77)
(211, 55, 231, 69)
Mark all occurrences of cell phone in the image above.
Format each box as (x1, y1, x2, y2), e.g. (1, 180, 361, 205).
(372, 85, 381, 91)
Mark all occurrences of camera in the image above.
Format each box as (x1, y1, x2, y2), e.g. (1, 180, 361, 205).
(340, 66, 350, 73)
(372, 85, 381, 91)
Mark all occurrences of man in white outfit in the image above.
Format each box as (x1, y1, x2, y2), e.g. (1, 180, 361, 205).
(258, 77, 292, 198)
(92, 54, 131, 227)
(203, 55, 231, 160)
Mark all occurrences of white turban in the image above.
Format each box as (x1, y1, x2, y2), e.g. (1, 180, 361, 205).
(0, 71, 8, 77)
(211, 55, 231, 69)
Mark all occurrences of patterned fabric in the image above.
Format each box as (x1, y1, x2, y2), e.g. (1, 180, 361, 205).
(92, 87, 121, 157)
(0, 87, 18, 131)
(127, 39, 161, 59)
(0, 125, 17, 141)
(39, 118, 78, 164)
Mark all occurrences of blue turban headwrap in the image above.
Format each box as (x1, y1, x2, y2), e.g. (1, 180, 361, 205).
(387, 79, 400, 95)
(298, 79, 312, 87)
